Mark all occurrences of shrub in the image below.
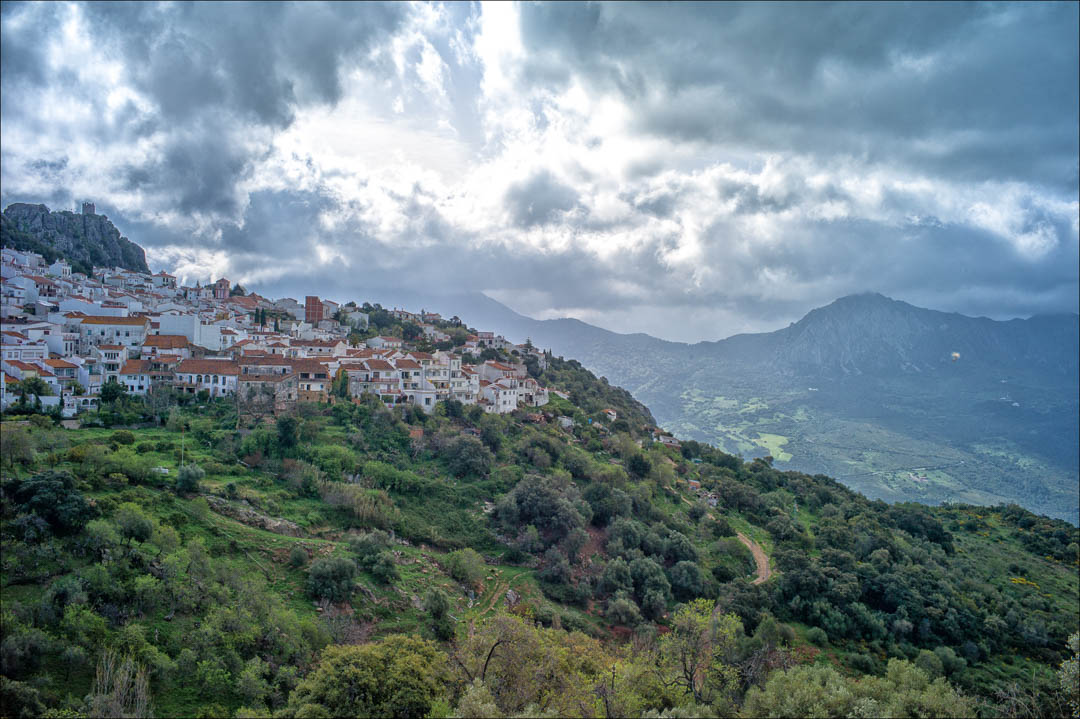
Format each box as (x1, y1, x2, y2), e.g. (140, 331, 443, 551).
(112, 430, 136, 445)
(348, 530, 391, 568)
(10, 470, 94, 535)
(806, 627, 828, 646)
(176, 464, 205, 495)
(307, 557, 357, 602)
(371, 552, 399, 584)
(446, 548, 486, 588)
(668, 561, 705, 601)
(606, 593, 643, 626)
(289, 545, 309, 568)
(444, 435, 493, 478)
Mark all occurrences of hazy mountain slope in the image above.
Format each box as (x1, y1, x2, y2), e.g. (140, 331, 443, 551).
(412, 290, 1078, 522)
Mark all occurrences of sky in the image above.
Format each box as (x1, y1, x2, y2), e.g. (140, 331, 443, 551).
(2, 1, 1077, 343)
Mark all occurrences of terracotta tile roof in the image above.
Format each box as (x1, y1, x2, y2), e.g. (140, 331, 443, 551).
(395, 359, 422, 370)
(143, 334, 189, 349)
(44, 359, 77, 368)
(239, 356, 293, 366)
(176, 359, 240, 376)
(365, 359, 395, 371)
(97, 344, 125, 350)
(79, 315, 150, 326)
(121, 360, 150, 374)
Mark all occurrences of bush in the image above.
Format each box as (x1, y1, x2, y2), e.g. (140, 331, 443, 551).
(606, 593, 643, 626)
(446, 548, 486, 588)
(349, 530, 391, 568)
(176, 464, 205, 495)
(371, 552, 399, 584)
(668, 561, 705, 601)
(10, 470, 95, 535)
(444, 435, 493, 478)
(290, 545, 309, 568)
(112, 430, 136, 445)
(307, 557, 357, 602)
(806, 627, 828, 646)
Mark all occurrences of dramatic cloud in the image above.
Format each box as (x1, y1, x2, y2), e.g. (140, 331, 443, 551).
(2, 1, 1077, 341)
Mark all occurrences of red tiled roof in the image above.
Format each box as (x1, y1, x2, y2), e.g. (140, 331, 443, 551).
(143, 334, 188, 349)
(79, 315, 149, 326)
(176, 359, 239, 376)
(121, 360, 150, 374)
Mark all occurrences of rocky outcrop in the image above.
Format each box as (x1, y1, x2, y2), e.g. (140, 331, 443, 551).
(2, 202, 150, 273)
(204, 495, 305, 537)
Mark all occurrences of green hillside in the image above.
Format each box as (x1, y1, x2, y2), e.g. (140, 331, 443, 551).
(1, 361, 1077, 717)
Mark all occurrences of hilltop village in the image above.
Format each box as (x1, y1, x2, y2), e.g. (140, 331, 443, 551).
(0, 246, 557, 419)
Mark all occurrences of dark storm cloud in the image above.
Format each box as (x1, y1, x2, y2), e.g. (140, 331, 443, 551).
(1, 2, 408, 225)
(504, 170, 581, 228)
(518, 2, 1080, 190)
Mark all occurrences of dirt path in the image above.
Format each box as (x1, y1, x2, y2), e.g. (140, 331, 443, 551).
(736, 531, 771, 585)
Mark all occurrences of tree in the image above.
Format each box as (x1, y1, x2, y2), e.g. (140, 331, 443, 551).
(85, 651, 152, 719)
(447, 548, 487, 589)
(307, 557, 357, 602)
(653, 600, 741, 706)
(0, 426, 35, 469)
(114, 503, 154, 546)
(741, 659, 975, 717)
(11, 470, 94, 535)
(424, 589, 455, 641)
(1061, 632, 1079, 718)
(276, 415, 300, 451)
(668, 561, 705, 601)
(100, 378, 126, 404)
(286, 636, 448, 718)
(175, 464, 205, 495)
(230, 283, 246, 296)
(16, 376, 52, 406)
(445, 435, 494, 478)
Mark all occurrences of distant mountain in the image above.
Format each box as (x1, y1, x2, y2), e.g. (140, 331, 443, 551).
(2, 203, 150, 274)
(404, 290, 1078, 522)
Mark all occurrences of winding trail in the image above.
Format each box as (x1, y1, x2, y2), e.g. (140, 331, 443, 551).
(736, 531, 771, 585)
(680, 492, 772, 585)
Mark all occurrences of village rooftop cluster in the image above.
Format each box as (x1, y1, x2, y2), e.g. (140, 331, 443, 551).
(0, 246, 558, 419)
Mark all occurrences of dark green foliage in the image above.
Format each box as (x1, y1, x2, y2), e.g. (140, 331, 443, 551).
(371, 552, 399, 584)
(599, 557, 633, 596)
(444, 435, 493, 478)
(496, 474, 585, 540)
(289, 545, 309, 568)
(626, 452, 651, 478)
(629, 557, 671, 604)
(114, 502, 154, 545)
(175, 463, 205, 494)
(8, 470, 94, 535)
(606, 592, 643, 626)
(276, 416, 300, 452)
(668, 561, 705, 601)
(307, 557, 358, 602)
(349, 529, 391, 568)
(583, 483, 631, 526)
(99, 379, 126, 404)
(539, 547, 572, 585)
(424, 589, 454, 641)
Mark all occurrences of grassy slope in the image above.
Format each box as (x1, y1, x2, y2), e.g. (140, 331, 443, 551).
(1, 391, 1076, 714)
